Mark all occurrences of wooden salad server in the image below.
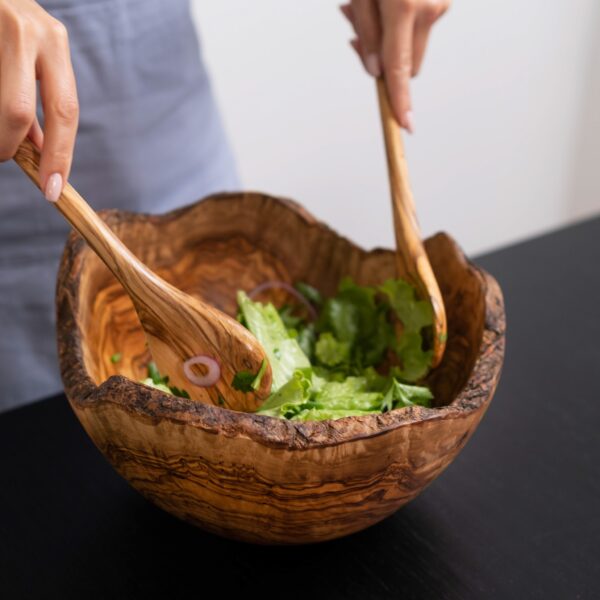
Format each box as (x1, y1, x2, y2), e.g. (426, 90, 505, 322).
(13, 139, 272, 406)
(375, 77, 447, 367)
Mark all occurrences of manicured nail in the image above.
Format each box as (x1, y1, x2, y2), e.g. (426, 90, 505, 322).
(44, 173, 62, 203)
(404, 111, 415, 134)
(365, 53, 381, 78)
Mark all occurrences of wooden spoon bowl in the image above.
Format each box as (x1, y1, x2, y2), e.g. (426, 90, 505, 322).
(57, 192, 505, 545)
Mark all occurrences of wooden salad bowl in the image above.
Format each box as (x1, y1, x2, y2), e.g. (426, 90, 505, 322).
(56, 192, 506, 545)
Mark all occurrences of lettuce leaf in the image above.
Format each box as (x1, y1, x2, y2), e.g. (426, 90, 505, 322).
(379, 278, 434, 332)
(255, 367, 432, 420)
(237, 291, 310, 392)
(316, 278, 390, 370)
(141, 377, 172, 395)
(381, 379, 434, 411)
(291, 408, 379, 421)
(314, 377, 382, 411)
(255, 369, 312, 417)
(379, 279, 434, 381)
(315, 332, 351, 367)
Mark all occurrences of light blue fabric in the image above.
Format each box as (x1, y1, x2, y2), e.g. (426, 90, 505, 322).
(0, 0, 239, 412)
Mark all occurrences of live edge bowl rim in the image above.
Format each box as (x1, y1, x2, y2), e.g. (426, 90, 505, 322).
(55, 192, 506, 451)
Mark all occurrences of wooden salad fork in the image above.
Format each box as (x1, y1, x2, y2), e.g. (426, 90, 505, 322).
(14, 138, 272, 406)
(376, 77, 447, 367)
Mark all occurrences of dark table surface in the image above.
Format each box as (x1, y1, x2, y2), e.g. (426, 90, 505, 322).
(1, 218, 599, 599)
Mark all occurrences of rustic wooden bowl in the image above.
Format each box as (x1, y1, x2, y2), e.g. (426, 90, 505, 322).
(56, 192, 505, 545)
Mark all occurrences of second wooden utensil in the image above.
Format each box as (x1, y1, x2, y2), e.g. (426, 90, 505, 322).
(376, 77, 447, 367)
(13, 138, 272, 408)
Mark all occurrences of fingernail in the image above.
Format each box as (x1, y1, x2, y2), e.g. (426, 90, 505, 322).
(404, 111, 415, 134)
(365, 53, 381, 78)
(44, 173, 63, 203)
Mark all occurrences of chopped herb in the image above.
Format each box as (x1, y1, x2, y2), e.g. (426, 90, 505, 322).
(294, 282, 323, 306)
(110, 352, 122, 364)
(277, 304, 304, 330)
(147, 361, 163, 385)
(142, 362, 190, 399)
(169, 386, 191, 399)
(232, 358, 268, 393)
(231, 371, 254, 392)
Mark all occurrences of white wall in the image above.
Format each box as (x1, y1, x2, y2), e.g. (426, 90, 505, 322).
(191, 0, 600, 255)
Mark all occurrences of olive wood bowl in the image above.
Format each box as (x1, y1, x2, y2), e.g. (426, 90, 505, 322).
(56, 192, 505, 545)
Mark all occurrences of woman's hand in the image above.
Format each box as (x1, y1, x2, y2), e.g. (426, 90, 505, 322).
(0, 0, 78, 201)
(340, 0, 450, 133)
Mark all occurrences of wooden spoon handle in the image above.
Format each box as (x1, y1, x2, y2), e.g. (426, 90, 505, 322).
(13, 139, 170, 304)
(375, 77, 447, 367)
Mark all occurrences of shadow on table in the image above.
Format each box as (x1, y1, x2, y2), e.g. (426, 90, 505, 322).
(59, 492, 466, 599)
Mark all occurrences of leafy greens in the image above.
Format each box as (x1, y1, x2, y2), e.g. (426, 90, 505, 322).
(236, 278, 435, 421)
(141, 361, 190, 399)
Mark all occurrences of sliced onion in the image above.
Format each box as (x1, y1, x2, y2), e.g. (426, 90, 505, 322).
(248, 280, 317, 320)
(183, 355, 221, 387)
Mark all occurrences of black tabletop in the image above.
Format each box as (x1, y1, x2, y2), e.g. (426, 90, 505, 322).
(1, 218, 599, 599)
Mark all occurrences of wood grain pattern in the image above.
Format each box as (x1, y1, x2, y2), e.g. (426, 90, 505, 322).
(13, 139, 271, 409)
(55, 192, 505, 545)
(376, 77, 448, 367)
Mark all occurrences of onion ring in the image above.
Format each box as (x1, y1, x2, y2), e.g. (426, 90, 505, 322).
(248, 280, 318, 320)
(183, 355, 220, 387)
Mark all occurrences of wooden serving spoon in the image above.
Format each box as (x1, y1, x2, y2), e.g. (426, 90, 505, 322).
(375, 77, 447, 367)
(14, 138, 272, 406)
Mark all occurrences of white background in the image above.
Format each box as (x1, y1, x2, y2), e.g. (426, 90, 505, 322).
(192, 0, 600, 255)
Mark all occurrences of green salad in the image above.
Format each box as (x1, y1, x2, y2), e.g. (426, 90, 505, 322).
(139, 277, 435, 421)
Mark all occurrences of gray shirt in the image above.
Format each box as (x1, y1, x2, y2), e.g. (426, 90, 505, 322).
(0, 0, 239, 412)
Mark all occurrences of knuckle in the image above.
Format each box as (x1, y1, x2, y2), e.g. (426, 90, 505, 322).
(48, 147, 72, 166)
(46, 17, 69, 43)
(398, 0, 417, 12)
(387, 62, 412, 81)
(0, 144, 18, 162)
(387, 47, 413, 73)
(3, 96, 34, 129)
(422, 0, 449, 23)
(2, 11, 32, 42)
(51, 94, 79, 123)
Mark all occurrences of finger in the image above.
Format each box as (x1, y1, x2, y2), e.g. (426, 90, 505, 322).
(412, 21, 432, 77)
(27, 118, 44, 150)
(37, 18, 79, 202)
(351, 0, 382, 77)
(350, 37, 368, 71)
(380, 0, 417, 132)
(339, 3, 356, 31)
(413, 2, 448, 76)
(27, 117, 44, 151)
(0, 50, 37, 161)
(350, 37, 363, 57)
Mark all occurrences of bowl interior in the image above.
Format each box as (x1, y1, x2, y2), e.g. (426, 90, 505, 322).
(72, 193, 486, 412)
